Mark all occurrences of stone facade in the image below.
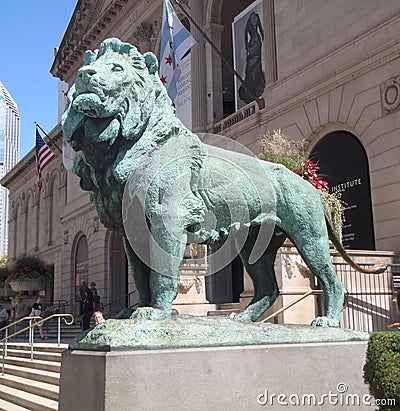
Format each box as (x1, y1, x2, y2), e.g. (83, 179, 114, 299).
(1, 0, 400, 317)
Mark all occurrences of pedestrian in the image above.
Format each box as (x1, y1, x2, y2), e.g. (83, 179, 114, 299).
(78, 279, 88, 316)
(90, 282, 101, 310)
(81, 282, 93, 331)
(0, 305, 9, 328)
(0, 304, 8, 339)
(30, 296, 47, 339)
(94, 311, 105, 325)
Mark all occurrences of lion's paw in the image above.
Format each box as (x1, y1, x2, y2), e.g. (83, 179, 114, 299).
(311, 316, 339, 327)
(130, 307, 170, 320)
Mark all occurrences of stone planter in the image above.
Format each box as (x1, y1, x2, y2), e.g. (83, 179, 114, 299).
(9, 280, 43, 292)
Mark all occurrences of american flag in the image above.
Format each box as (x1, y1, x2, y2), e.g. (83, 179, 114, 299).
(35, 128, 56, 191)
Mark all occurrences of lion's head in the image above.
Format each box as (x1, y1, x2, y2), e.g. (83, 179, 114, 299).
(61, 38, 189, 231)
(62, 38, 165, 160)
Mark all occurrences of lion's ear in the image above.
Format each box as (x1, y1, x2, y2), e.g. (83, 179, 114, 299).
(143, 52, 159, 75)
(84, 50, 98, 65)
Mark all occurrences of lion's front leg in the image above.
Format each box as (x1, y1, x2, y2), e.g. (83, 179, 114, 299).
(137, 214, 187, 319)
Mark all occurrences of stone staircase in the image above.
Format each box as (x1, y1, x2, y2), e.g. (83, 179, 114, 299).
(0, 342, 68, 410)
(0, 317, 82, 410)
(207, 302, 241, 316)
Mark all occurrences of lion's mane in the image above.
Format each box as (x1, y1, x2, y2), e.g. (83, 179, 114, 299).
(62, 38, 204, 232)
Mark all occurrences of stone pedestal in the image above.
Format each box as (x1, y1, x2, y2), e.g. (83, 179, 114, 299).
(59, 341, 371, 411)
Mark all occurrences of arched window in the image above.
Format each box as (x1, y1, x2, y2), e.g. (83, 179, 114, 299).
(13, 202, 20, 259)
(311, 131, 375, 250)
(25, 194, 35, 253)
(48, 177, 60, 245)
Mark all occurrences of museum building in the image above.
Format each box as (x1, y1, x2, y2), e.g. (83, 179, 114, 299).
(1, 0, 400, 323)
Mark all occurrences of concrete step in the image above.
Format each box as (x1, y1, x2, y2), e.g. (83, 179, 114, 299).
(207, 309, 240, 316)
(0, 397, 30, 411)
(2, 363, 60, 385)
(3, 342, 68, 354)
(217, 302, 241, 310)
(207, 302, 241, 316)
(0, 373, 59, 401)
(0, 342, 67, 411)
(0, 348, 62, 362)
(0, 384, 58, 411)
(3, 356, 60, 373)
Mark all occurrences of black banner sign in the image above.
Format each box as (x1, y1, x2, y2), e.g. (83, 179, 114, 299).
(311, 131, 375, 250)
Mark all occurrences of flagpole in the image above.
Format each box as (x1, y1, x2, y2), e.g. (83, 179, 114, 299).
(34, 122, 62, 154)
(171, 0, 265, 111)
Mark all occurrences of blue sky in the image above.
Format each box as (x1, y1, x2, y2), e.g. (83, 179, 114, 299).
(0, 1, 77, 158)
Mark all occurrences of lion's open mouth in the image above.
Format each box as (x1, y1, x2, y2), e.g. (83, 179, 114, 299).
(72, 93, 104, 118)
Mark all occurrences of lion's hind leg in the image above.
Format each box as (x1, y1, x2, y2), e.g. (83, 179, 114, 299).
(289, 231, 344, 327)
(231, 228, 285, 322)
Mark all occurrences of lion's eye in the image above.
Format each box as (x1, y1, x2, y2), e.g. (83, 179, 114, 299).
(112, 64, 124, 72)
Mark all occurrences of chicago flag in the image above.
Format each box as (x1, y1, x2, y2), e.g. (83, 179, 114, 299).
(159, 0, 196, 103)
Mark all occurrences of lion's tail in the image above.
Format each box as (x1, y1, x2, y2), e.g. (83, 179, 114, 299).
(324, 211, 387, 274)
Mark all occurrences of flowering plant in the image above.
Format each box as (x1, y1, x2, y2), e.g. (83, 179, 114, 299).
(6, 255, 50, 286)
(292, 161, 328, 191)
(258, 129, 307, 170)
(258, 130, 344, 239)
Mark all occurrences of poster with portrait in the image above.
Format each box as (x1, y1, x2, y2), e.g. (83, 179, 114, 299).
(232, 0, 266, 111)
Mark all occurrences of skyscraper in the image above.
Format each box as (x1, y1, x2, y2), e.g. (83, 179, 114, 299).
(0, 82, 20, 257)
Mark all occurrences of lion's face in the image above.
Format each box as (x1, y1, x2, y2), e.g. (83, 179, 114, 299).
(62, 39, 161, 152)
(72, 52, 140, 119)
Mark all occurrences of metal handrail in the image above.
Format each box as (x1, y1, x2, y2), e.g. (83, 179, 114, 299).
(45, 299, 70, 315)
(0, 313, 74, 376)
(100, 290, 138, 316)
(260, 290, 323, 323)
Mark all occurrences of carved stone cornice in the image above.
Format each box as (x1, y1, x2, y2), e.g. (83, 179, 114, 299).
(51, 0, 136, 83)
(132, 21, 153, 42)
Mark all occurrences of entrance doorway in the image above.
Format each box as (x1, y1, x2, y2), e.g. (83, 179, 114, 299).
(311, 131, 375, 249)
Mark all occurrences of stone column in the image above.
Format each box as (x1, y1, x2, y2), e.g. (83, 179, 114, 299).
(239, 268, 254, 311)
(189, 0, 207, 133)
(263, 0, 277, 85)
(204, 23, 224, 128)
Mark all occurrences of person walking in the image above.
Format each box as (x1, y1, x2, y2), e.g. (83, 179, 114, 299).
(81, 283, 93, 331)
(90, 282, 101, 311)
(30, 296, 47, 339)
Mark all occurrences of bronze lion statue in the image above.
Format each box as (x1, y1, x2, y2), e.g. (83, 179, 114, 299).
(62, 38, 385, 327)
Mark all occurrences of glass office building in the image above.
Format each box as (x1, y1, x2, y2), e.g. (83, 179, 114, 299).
(0, 82, 20, 257)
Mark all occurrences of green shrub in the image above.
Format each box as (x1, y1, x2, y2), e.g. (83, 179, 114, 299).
(364, 332, 400, 410)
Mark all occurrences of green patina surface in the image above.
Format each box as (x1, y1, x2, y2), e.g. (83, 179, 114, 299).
(62, 38, 385, 347)
(70, 316, 369, 351)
